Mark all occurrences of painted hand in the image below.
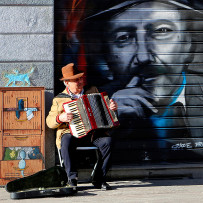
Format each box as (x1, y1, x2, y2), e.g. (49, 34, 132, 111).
(112, 80, 157, 118)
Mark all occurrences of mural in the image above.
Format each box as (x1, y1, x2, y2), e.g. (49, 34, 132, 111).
(55, 0, 203, 163)
(3, 67, 35, 87)
(4, 147, 42, 177)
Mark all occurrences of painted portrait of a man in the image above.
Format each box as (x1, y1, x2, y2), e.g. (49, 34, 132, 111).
(55, 0, 203, 162)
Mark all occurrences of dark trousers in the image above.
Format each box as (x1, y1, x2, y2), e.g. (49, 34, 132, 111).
(61, 132, 112, 182)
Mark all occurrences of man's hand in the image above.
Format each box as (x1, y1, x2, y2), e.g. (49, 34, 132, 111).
(59, 112, 73, 123)
(109, 99, 118, 111)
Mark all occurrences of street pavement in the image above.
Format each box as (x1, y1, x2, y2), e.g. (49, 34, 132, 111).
(1, 178, 203, 203)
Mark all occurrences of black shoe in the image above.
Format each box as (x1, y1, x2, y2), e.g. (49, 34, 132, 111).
(101, 182, 112, 190)
(92, 181, 102, 189)
(66, 179, 77, 193)
(92, 182, 112, 190)
(67, 179, 77, 187)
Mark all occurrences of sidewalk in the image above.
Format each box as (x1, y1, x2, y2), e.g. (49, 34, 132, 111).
(1, 177, 203, 202)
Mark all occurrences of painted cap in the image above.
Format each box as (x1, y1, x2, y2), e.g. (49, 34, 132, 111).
(82, 0, 203, 20)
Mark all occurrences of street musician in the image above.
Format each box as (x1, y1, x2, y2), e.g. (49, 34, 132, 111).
(46, 63, 118, 190)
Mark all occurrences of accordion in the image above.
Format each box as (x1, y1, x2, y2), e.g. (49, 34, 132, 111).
(63, 92, 119, 138)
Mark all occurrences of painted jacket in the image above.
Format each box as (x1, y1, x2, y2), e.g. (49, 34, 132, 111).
(46, 86, 99, 149)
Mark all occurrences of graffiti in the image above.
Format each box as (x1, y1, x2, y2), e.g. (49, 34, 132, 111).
(81, 0, 203, 139)
(15, 98, 38, 121)
(3, 67, 34, 87)
(56, 0, 203, 162)
(171, 141, 203, 151)
(18, 150, 26, 177)
(4, 147, 42, 161)
(195, 142, 203, 148)
(171, 143, 193, 151)
(8, 147, 41, 177)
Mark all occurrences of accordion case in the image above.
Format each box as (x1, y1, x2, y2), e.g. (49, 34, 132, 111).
(6, 166, 76, 199)
(63, 92, 119, 138)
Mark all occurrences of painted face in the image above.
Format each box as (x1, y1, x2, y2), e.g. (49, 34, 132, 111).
(104, 2, 192, 102)
(66, 77, 84, 94)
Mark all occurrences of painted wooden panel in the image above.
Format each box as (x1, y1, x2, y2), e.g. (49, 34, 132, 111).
(0, 87, 45, 185)
(0, 160, 43, 179)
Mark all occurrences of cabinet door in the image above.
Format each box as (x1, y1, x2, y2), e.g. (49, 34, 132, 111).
(3, 90, 42, 135)
(3, 135, 41, 147)
(1, 160, 43, 179)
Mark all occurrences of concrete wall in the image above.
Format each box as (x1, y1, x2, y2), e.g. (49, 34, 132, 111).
(0, 0, 55, 168)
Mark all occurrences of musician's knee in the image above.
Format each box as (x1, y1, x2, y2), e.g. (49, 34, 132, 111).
(61, 133, 73, 149)
(104, 136, 112, 147)
(94, 136, 112, 151)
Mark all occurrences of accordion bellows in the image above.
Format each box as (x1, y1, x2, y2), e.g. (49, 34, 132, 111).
(63, 92, 119, 138)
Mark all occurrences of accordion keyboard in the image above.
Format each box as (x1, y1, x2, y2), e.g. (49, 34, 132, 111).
(66, 101, 86, 138)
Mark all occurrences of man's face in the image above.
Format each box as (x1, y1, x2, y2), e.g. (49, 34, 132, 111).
(104, 2, 192, 102)
(66, 77, 84, 94)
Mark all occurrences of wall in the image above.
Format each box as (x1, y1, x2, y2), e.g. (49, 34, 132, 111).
(0, 0, 55, 168)
(55, 0, 203, 165)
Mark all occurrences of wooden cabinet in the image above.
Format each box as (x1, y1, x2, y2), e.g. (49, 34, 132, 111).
(0, 87, 45, 185)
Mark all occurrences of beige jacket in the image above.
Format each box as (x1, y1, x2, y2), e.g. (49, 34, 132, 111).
(46, 86, 99, 149)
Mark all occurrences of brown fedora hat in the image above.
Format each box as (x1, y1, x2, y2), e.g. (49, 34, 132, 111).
(60, 63, 84, 81)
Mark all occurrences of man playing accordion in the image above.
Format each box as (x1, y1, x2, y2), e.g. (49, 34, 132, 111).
(46, 63, 117, 190)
